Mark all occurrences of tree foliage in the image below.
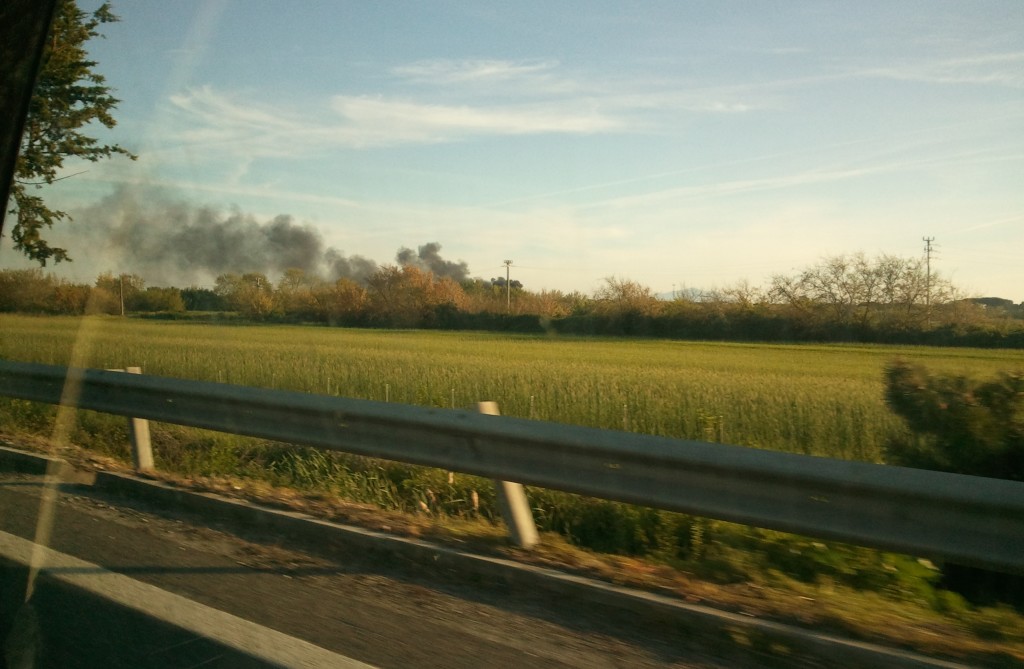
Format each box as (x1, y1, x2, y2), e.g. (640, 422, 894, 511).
(180, 287, 226, 312)
(8, 0, 133, 264)
(214, 272, 276, 318)
(133, 286, 185, 313)
(0, 268, 118, 314)
(366, 264, 466, 327)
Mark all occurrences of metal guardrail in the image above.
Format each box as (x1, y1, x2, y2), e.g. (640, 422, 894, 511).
(1, 359, 1022, 572)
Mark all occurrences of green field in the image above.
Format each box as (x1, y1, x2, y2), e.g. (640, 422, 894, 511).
(3, 314, 1023, 659)
(1, 314, 1019, 461)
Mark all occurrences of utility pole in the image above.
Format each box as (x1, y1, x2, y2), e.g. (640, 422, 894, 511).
(503, 260, 513, 313)
(119, 274, 125, 317)
(922, 236, 935, 310)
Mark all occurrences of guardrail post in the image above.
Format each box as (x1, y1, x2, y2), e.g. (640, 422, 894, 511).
(124, 367, 154, 473)
(477, 401, 539, 549)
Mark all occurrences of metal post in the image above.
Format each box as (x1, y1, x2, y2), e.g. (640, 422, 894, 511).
(124, 367, 154, 473)
(503, 260, 513, 313)
(477, 401, 538, 548)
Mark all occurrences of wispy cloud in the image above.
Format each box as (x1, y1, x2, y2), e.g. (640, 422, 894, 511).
(167, 86, 306, 155)
(954, 213, 1024, 235)
(582, 148, 1021, 211)
(330, 95, 618, 144)
(392, 59, 559, 84)
(162, 50, 780, 162)
(165, 86, 621, 156)
(389, 58, 589, 98)
(856, 52, 1024, 88)
(392, 58, 771, 120)
(764, 47, 811, 55)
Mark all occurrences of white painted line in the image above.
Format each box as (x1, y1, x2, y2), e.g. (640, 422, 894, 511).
(0, 530, 376, 669)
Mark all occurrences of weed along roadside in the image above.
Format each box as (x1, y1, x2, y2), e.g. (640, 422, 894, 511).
(0, 445, 983, 669)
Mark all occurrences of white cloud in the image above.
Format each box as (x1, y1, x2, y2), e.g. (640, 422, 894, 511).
(163, 53, 770, 158)
(169, 87, 295, 133)
(581, 166, 887, 211)
(856, 51, 1024, 88)
(330, 95, 619, 144)
(392, 59, 559, 84)
(953, 213, 1024, 234)
(167, 86, 306, 155)
(581, 147, 1022, 212)
(163, 86, 621, 157)
(389, 58, 589, 99)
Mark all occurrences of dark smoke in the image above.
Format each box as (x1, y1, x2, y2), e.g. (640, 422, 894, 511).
(396, 242, 469, 281)
(47, 185, 467, 287)
(324, 248, 378, 283)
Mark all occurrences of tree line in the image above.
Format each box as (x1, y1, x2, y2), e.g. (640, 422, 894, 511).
(1, 252, 1021, 347)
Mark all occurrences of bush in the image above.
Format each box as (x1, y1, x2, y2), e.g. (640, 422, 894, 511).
(884, 360, 1024, 607)
(884, 361, 1024, 481)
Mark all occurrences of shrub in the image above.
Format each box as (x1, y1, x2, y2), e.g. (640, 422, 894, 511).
(884, 360, 1024, 607)
(884, 360, 1024, 481)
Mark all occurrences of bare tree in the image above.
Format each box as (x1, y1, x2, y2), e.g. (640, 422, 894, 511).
(593, 276, 662, 317)
(769, 253, 955, 329)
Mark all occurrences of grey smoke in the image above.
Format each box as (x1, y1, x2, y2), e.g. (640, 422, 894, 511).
(56, 186, 467, 287)
(396, 242, 469, 282)
(324, 248, 378, 283)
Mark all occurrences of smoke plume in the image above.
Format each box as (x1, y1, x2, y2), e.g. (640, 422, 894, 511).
(324, 248, 378, 283)
(46, 185, 468, 287)
(396, 242, 469, 281)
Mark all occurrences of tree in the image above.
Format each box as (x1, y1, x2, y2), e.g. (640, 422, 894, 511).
(593, 276, 662, 317)
(490, 276, 523, 290)
(275, 268, 322, 320)
(8, 1, 134, 264)
(366, 264, 467, 327)
(318, 278, 368, 325)
(133, 286, 185, 313)
(53, 281, 91, 313)
(0, 269, 57, 312)
(180, 287, 226, 311)
(214, 272, 277, 318)
(95, 270, 142, 314)
(768, 252, 952, 331)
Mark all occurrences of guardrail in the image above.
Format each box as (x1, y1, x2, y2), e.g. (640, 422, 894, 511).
(1, 359, 1022, 573)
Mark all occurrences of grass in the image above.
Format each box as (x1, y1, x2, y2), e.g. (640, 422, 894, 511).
(1, 314, 1023, 664)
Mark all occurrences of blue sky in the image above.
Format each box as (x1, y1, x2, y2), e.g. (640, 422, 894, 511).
(5, 1, 1023, 300)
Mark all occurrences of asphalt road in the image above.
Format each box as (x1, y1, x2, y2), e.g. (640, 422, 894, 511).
(0, 472, 776, 669)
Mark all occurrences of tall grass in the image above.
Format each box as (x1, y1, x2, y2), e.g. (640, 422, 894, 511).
(1, 315, 1018, 460)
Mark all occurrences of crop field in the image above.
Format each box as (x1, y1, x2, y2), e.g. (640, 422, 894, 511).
(3, 314, 1024, 658)
(0, 314, 1019, 462)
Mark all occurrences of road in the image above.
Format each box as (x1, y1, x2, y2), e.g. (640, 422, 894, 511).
(0, 470, 789, 669)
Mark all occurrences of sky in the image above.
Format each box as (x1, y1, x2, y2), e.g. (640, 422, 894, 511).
(4, 1, 1023, 300)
